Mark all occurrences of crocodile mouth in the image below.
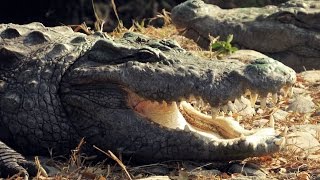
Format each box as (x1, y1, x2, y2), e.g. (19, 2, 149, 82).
(126, 87, 291, 145)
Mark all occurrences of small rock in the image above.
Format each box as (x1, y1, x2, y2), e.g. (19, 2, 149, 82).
(292, 87, 309, 95)
(226, 50, 269, 63)
(307, 154, 320, 160)
(234, 96, 255, 116)
(189, 169, 221, 178)
(290, 124, 320, 138)
(228, 163, 267, 178)
(137, 176, 171, 180)
(287, 95, 315, 113)
(253, 119, 269, 128)
(134, 165, 169, 175)
(277, 173, 299, 180)
(272, 109, 289, 122)
(300, 70, 320, 84)
(286, 132, 320, 155)
(229, 175, 267, 180)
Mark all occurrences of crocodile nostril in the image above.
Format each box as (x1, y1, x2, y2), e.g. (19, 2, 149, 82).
(0, 28, 21, 39)
(24, 31, 49, 45)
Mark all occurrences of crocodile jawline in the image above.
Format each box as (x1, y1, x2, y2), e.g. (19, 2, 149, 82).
(126, 88, 285, 147)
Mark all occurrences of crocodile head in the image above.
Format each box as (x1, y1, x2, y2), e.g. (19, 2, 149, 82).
(61, 32, 296, 161)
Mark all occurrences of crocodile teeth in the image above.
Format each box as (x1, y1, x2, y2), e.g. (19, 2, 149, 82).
(180, 101, 253, 138)
(260, 97, 267, 109)
(162, 101, 167, 107)
(188, 95, 196, 102)
(228, 101, 237, 113)
(283, 86, 293, 98)
(280, 126, 288, 137)
(235, 115, 242, 122)
(250, 93, 258, 107)
(222, 105, 228, 113)
(227, 141, 234, 147)
(257, 143, 267, 151)
(219, 141, 228, 147)
(248, 142, 257, 150)
(211, 107, 219, 119)
(269, 115, 275, 128)
(180, 97, 187, 102)
(198, 97, 205, 107)
(184, 125, 191, 132)
(240, 133, 245, 140)
(227, 111, 233, 117)
(275, 137, 286, 146)
(272, 93, 278, 104)
(245, 89, 251, 97)
(219, 111, 225, 117)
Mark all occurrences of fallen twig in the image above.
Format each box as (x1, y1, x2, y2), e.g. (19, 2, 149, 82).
(93, 145, 132, 180)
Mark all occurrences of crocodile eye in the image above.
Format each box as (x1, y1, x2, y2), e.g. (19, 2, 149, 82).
(136, 49, 160, 62)
(137, 49, 154, 59)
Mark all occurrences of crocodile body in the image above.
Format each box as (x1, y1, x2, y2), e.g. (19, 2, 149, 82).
(0, 23, 296, 177)
(171, 0, 320, 71)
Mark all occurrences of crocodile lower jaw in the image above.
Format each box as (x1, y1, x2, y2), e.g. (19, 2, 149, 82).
(126, 89, 287, 147)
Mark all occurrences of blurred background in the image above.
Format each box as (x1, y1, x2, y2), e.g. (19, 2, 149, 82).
(0, 0, 184, 31)
(0, 0, 287, 31)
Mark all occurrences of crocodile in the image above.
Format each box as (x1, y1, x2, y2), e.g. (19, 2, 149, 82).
(171, 0, 320, 71)
(0, 23, 296, 178)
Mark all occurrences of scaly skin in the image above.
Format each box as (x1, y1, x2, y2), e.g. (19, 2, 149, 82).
(171, 0, 320, 71)
(0, 23, 295, 177)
